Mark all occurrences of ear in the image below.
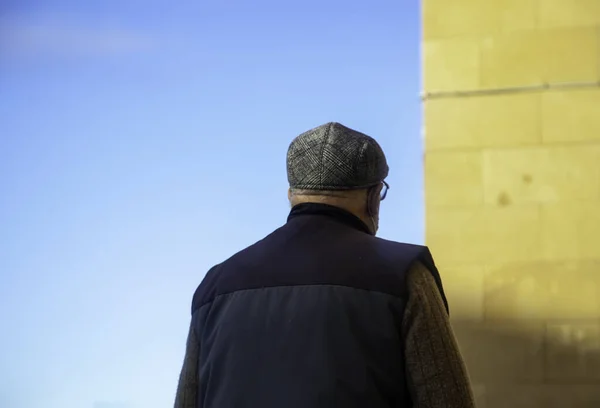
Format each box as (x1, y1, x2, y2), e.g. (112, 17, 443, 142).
(367, 189, 377, 216)
(287, 188, 292, 201)
(366, 185, 382, 217)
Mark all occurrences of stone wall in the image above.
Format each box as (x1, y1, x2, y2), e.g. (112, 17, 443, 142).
(422, 1, 600, 406)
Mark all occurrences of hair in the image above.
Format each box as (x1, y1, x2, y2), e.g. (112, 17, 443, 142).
(289, 188, 356, 198)
(288, 187, 372, 209)
(288, 186, 381, 234)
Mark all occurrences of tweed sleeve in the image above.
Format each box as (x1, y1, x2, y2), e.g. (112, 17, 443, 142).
(402, 262, 476, 408)
(174, 319, 200, 408)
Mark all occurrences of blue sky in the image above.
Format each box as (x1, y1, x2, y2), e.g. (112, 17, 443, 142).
(0, 1, 421, 407)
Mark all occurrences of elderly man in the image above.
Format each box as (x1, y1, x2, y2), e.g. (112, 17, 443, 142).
(174, 122, 475, 408)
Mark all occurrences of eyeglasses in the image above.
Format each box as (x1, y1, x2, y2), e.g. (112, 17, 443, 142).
(380, 181, 389, 201)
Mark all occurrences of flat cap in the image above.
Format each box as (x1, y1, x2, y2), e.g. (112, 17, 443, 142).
(287, 122, 388, 190)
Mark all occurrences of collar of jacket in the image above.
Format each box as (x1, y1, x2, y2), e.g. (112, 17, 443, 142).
(287, 203, 372, 235)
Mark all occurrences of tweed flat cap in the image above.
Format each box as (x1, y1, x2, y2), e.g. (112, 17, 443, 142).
(287, 122, 389, 190)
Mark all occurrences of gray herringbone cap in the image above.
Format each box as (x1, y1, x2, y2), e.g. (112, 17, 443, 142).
(287, 122, 389, 191)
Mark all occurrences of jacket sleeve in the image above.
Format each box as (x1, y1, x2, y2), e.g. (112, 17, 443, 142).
(174, 315, 200, 408)
(402, 261, 476, 408)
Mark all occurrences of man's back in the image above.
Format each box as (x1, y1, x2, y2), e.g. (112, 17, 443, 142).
(189, 203, 446, 408)
(174, 122, 474, 408)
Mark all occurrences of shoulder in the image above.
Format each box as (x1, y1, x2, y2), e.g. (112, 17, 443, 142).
(370, 237, 435, 265)
(189, 230, 280, 314)
(370, 239, 448, 310)
(191, 263, 223, 314)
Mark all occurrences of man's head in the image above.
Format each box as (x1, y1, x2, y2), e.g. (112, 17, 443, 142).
(286, 122, 389, 235)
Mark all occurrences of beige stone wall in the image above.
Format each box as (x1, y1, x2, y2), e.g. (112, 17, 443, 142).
(422, 1, 600, 406)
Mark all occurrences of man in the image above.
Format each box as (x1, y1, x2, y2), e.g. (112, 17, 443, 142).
(174, 122, 475, 408)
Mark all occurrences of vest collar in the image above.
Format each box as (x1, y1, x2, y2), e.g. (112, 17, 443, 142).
(287, 203, 372, 235)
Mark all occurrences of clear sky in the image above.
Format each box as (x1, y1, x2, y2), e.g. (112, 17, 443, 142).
(0, 1, 421, 407)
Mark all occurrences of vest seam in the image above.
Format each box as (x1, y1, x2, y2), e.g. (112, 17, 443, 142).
(193, 283, 406, 313)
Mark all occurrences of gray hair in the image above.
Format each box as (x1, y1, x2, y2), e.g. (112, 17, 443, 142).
(289, 188, 355, 198)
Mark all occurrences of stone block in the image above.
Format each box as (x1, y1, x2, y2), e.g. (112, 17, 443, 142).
(542, 89, 600, 143)
(422, 0, 537, 39)
(545, 321, 600, 382)
(538, 28, 598, 84)
(422, 0, 494, 39)
(484, 385, 600, 408)
(426, 205, 542, 265)
(424, 93, 540, 150)
(442, 264, 486, 321)
(425, 151, 483, 206)
(542, 385, 600, 408)
(482, 145, 600, 205)
(472, 384, 487, 408)
(495, 0, 538, 33)
(480, 27, 599, 88)
(541, 202, 600, 260)
(539, 0, 600, 29)
(422, 38, 480, 93)
(483, 386, 546, 408)
(452, 320, 545, 383)
(484, 261, 600, 320)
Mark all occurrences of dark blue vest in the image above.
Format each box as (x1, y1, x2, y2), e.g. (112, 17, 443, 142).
(192, 203, 448, 408)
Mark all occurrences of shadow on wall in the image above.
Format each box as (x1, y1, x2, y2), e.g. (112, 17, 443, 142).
(452, 319, 600, 408)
